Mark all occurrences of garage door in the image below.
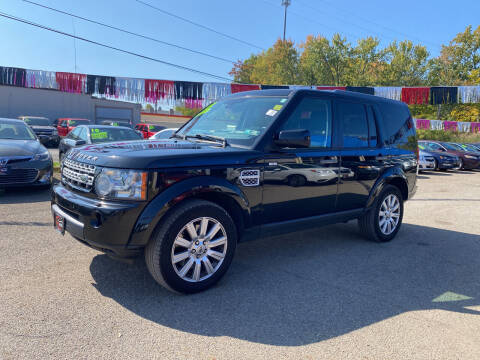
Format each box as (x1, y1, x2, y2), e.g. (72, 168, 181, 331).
(95, 107, 133, 125)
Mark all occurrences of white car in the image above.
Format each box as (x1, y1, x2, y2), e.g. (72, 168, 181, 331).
(418, 152, 436, 170)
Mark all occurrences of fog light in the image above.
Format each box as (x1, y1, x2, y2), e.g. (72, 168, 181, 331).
(39, 172, 52, 183)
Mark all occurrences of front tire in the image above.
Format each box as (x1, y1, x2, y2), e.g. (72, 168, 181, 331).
(358, 185, 404, 242)
(145, 199, 237, 294)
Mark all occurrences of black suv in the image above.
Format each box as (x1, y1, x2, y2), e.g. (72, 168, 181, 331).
(52, 89, 417, 293)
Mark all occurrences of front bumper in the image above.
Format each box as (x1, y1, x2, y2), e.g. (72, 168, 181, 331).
(51, 184, 146, 258)
(0, 160, 52, 188)
(438, 158, 459, 169)
(462, 158, 480, 170)
(419, 159, 435, 170)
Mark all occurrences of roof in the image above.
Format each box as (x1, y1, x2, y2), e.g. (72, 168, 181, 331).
(77, 124, 132, 130)
(0, 118, 25, 124)
(227, 88, 402, 105)
(57, 118, 90, 121)
(18, 116, 49, 120)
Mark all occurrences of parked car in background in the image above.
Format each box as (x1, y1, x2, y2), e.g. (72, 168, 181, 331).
(418, 143, 460, 171)
(0, 118, 52, 188)
(57, 118, 91, 137)
(419, 140, 480, 170)
(149, 128, 178, 140)
(456, 143, 480, 155)
(18, 116, 60, 147)
(52, 88, 418, 293)
(135, 123, 165, 138)
(59, 125, 142, 163)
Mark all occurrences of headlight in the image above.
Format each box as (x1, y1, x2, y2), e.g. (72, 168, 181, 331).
(464, 155, 477, 159)
(439, 156, 445, 159)
(52, 129, 58, 135)
(94, 168, 147, 200)
(33, 151, 51, 161)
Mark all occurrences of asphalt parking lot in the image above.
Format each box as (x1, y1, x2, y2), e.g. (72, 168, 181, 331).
(1, 171, 480, 359)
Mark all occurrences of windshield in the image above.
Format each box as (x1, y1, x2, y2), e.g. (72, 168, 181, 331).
(70, 120, 90, 126)
(443, 143, 462, 151)
(148, 125, 164, 132)
(0, 122, 37, 140)
(152, 129, 176, 139)
(177, 96, 289, 147)
(463, 145, 479, 152)
(90, 127, 142, 143)
(23, 117, 50, 126)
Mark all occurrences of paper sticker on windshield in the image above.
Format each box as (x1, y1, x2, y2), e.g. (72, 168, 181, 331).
(280, 99, 287, 103)
(91, 129, 108, 139)
(266, 109, 278, 117)
(273, 105, 283, 111)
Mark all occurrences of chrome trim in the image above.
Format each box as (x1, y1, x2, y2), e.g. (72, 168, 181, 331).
(52, 204, 84, 229)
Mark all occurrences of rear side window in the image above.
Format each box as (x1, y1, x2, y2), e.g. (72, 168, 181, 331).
(337, 101, 369, 148)
(378, 102, 415, 146)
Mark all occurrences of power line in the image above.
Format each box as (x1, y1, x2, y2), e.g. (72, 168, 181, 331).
(0, 11, 234, 82)
(295, 0, 442, 49)
(22, 0, 236, 64)
(259, 0, 363, 42)
(133, 0, 264, 50)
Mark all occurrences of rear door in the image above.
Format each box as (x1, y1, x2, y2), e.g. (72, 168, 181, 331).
(262, 95, 340, 223)
(335, 101, 384, 211)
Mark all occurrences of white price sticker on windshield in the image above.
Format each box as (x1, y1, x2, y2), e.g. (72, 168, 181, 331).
(266, 109, 278, 116)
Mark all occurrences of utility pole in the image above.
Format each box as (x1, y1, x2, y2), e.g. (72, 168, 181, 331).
(282, 0, 291, 42)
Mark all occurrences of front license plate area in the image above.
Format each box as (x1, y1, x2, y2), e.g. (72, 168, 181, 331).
(54, 213, 65, 235)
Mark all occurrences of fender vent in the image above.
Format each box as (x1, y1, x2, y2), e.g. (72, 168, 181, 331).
(239, 169, 260, 187)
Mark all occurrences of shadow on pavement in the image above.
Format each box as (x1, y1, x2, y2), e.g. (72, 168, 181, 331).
(0, 186, 51, 204)
(89, 222, 480, 346)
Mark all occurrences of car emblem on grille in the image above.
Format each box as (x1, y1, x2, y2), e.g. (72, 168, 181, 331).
(79, 174, 89, 183)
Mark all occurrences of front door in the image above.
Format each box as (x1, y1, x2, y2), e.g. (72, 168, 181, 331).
(262, 96, 340, 223)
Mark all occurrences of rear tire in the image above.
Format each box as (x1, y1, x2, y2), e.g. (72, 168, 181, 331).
(145, 199, 237, 294)
(358, 185, 404, 242)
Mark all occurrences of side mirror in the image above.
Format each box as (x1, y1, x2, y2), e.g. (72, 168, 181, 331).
(75, 140, 86, 146)
(38, 135, 49, 144)
(274, 129, 311, 148)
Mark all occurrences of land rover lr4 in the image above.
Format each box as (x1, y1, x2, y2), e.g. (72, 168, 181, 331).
(52, 89, 417, 293)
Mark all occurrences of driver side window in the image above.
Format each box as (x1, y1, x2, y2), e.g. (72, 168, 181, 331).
(279, 97, 332, 148)
(68, 127, 81, 140)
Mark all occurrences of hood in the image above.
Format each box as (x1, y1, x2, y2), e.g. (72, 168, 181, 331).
(0, 139, 45, 157)
(68, 139, 260, 169)
(30, 125, 55, 131)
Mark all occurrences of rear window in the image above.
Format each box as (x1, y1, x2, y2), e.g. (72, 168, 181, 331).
(22, 117, 51, 126)
(70, 120, 90, 126)
(90, 127, 142, 143)
(378, 102, 415, 146)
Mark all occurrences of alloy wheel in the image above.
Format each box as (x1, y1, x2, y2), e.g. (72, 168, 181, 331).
(378, 194, 401, 235)
(171, 217, 228, 282)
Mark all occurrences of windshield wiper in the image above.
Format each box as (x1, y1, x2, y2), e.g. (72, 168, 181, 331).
(184, 134, 228, 147)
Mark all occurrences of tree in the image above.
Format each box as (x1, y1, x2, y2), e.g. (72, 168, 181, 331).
(299, 34, 352, 86)
(229, 55, 258, 83)
(380, 40, 430, 86)
(428, 25, 480, 85)
(347, 37, 385, 86)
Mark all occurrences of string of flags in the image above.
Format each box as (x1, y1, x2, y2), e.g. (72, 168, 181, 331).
(1, 65, 480, 110)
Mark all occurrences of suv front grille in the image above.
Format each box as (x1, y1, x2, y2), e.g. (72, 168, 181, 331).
(424, 156, 435, 161)
(62, 159, 96, 192)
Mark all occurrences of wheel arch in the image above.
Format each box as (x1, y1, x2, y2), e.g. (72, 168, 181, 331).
(128, 176, 250, 247)
(367, 169, 409, 208)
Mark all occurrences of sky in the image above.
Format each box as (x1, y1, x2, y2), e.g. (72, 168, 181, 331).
(1, 0, 479, 83)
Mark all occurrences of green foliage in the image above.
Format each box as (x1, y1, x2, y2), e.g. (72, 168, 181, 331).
(409, 104, 480, 122)
(231, 26, 480, 88)
(175, 106, 201, 118)
(417, 129, 480, 143)
(428, 25, 480, 85)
